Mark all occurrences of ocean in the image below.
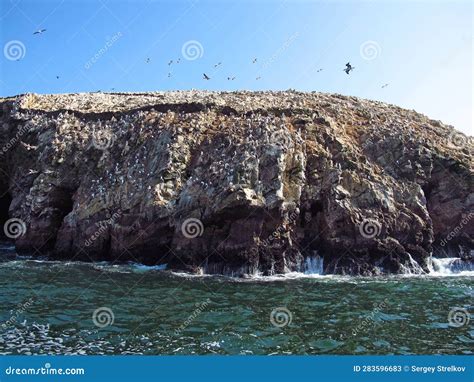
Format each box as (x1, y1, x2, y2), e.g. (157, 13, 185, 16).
(0, 244, 472, 355)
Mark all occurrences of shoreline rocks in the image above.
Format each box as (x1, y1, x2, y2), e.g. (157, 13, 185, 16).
(0, 91, 472, 276)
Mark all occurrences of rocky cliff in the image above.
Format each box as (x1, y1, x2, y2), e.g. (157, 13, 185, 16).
(0, 91, 472, 276)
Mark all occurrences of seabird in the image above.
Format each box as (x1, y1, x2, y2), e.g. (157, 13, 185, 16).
(214, 62, 222, 68)
(344, 62, 354, 75)
(146, 58, 150, 63)
(33, 29, 47, 35)
(227, 76, 235, 80)
(381, 83, 389, 88)
(256, 76, 261, 80)
(56, 76, 59, 79)
(317, 68, 323, 73)
(168, 60, 173, 66)
(252, 58, 257, 64)
(203, 73, 210, 80)
(168, 72, 171, 78)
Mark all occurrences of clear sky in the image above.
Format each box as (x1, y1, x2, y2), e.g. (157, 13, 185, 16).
(0, 0, 472, 135)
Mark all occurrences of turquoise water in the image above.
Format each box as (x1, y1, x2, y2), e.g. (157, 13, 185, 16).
(0, 246, 472, 355)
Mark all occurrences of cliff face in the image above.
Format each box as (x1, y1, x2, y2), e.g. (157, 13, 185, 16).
(0, 91, 472, 276)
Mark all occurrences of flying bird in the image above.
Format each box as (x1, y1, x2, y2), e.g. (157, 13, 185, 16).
(203, 73, 210, 80)
(33, 29, 47, 35)
(168, 60, 173, 66)
(256, 76, 261, 80)
(227, 76, 235, 81)
(252, 58, 257, 64)
(381, 83, 389, 88)
(214, 62, 222, 68)
(168, 72, 171, 78)
(146, 58, 150, 64)
(344, 62, 354, 75)
(56, 76, 59, 79)
(317, 68, 323, 73)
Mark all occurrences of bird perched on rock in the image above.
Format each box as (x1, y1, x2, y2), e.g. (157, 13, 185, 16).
(21, 142, 37, 151)
(33, 28, 47, 35)
(203, 73, 210, 80)
(344, 62, 354, 74)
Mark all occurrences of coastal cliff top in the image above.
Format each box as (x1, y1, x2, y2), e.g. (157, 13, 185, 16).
(0, 90, 445, 118)
(2, 91, 471, 164)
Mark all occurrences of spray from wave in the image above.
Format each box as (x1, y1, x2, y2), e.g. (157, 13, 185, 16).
(428, 257, 474, 276)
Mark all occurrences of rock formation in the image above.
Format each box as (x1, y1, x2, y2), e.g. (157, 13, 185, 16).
(0, 91, 472, 276)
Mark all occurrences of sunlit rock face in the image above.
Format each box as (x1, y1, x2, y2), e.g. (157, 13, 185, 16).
(0, 91, 472, 276)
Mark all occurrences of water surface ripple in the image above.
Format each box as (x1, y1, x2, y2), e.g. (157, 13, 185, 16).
(0, 252, 472, 355)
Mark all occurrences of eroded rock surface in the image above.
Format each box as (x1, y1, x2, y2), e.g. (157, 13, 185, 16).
(0, 91, 472, 275)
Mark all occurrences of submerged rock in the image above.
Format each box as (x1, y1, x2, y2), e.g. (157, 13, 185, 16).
(0, 91, 472, 276)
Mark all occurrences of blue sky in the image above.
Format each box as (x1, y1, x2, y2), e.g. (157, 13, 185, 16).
(0, 0, 472, 134)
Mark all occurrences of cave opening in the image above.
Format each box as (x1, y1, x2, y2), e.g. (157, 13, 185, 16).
(45, 187, 75, 250)
(0, 192, 13, 241)
(58, 189, 75, 220)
